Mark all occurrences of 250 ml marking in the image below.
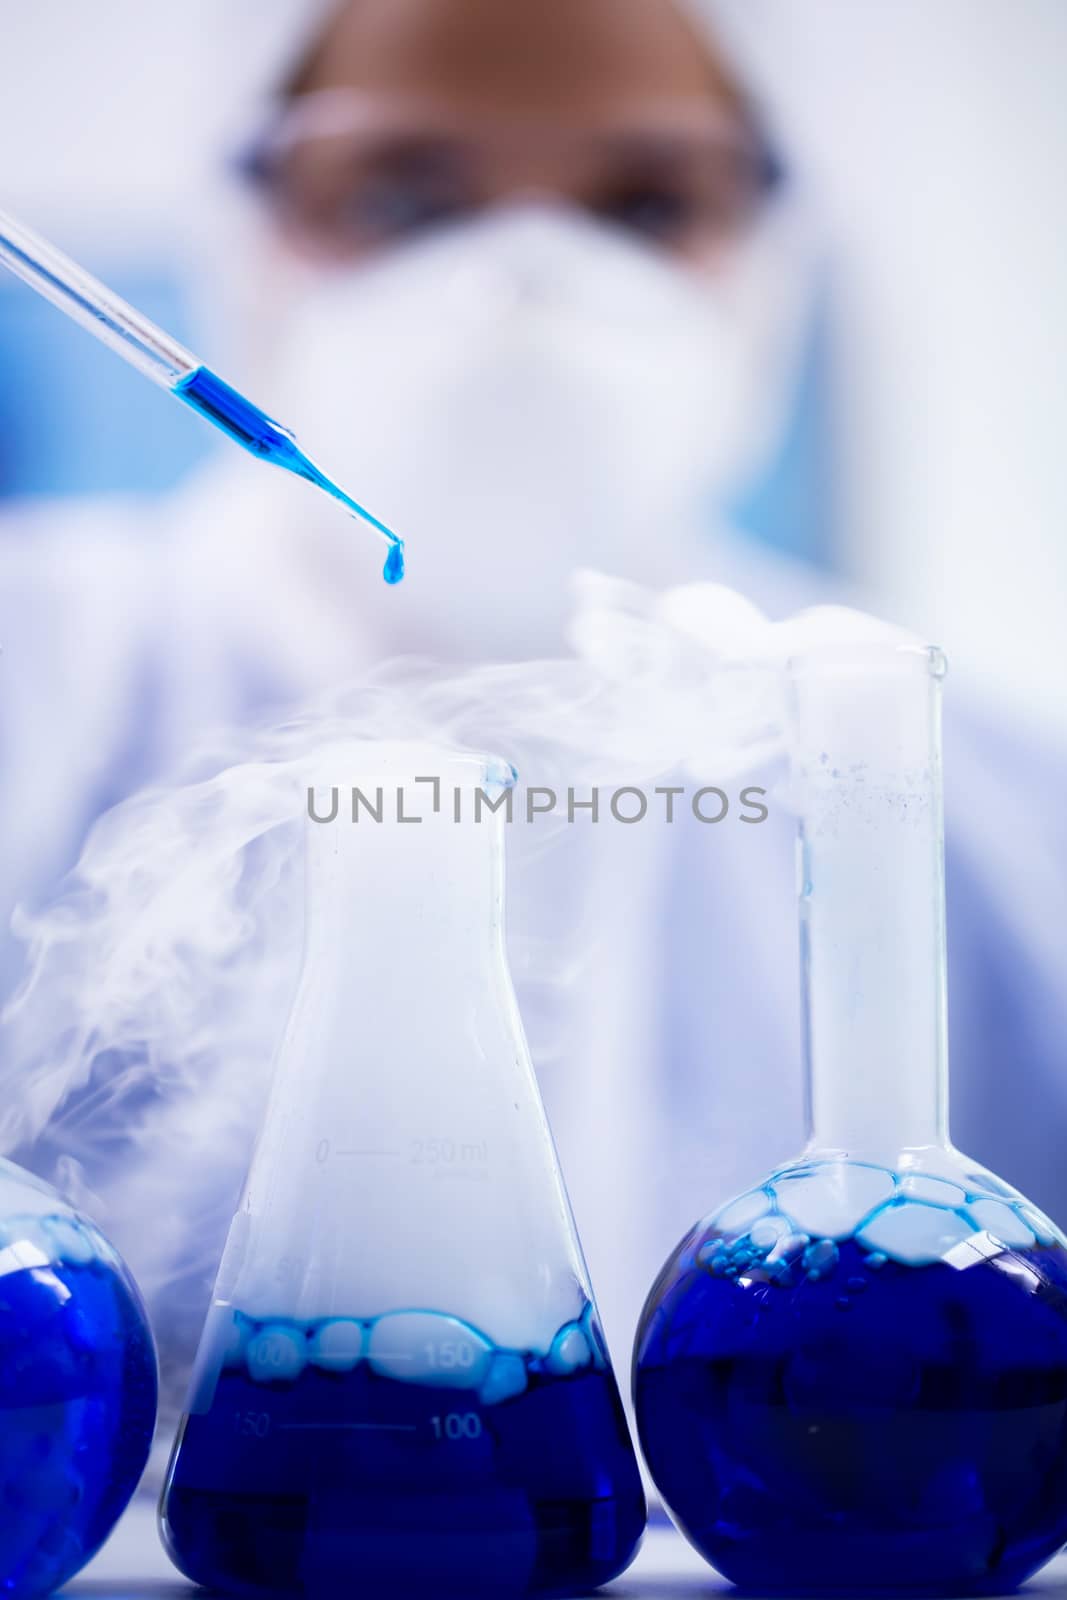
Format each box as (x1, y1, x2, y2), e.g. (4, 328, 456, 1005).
(310, 1138, 489, 1166)
(411, 1139, 488, 1166)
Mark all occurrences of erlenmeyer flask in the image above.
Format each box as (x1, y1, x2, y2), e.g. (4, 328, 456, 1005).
(633, 644, 1067, 1594)
(0, 1157, 157, 1598)
(160, 744, 644, 1596)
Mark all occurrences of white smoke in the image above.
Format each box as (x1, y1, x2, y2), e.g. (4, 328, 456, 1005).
(0, 573, 918, 1423)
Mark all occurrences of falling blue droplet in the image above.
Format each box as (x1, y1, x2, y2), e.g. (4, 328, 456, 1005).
(383, 543, 405, 585)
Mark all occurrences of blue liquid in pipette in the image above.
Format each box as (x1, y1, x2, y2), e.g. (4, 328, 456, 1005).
(174, 367, 404, 585)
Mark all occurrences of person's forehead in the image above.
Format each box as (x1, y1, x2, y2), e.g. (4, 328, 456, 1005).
(292, 0, 743, 119)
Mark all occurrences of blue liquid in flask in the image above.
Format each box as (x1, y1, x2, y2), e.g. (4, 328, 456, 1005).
(175, 367, 404, 585)
(634, 1158, 1067, 1595)
(160, 747, 644, 1594)
(634, 646, 1067, 1593)
(161, 1303, 644, 1596)
(0, 1166, 158, 1598)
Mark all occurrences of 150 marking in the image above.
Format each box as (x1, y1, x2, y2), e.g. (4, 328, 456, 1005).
(424, 1339, 476, 1370)
(234, 1409, 271, 1439)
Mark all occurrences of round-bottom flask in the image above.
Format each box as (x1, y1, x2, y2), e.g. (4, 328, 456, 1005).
(0, 1158, 158, 1597)
(635, 1150, 1067, 1594)
(160, 746, 645, 1596)
(633, 646, 1067, 1593)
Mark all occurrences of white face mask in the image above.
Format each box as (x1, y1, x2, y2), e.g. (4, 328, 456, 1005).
(258, 206, 797, 661)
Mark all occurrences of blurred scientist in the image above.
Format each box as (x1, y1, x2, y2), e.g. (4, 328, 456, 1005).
(3, 0, 1067, 1377)
(231, 0, 805, 667)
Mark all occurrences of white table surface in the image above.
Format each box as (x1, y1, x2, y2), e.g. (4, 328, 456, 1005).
(63, 1499, 1067, 1599)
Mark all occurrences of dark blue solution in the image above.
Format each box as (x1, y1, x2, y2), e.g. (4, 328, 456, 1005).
(161, 1345, 644, 1595)
(633, 1232, 1067, 1595)
(174, 367, 404, 585)
(0, 1240, 158, 1597)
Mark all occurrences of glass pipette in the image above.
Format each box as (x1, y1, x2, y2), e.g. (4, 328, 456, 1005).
(0, 205, 403, 584)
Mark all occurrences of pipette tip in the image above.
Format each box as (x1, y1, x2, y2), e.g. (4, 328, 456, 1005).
(172, 367, 405, 583)
(308, 477, 404, 584)
(341, 497, 404, 584)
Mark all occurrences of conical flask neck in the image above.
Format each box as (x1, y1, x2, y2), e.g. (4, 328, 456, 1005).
(790, 645, 949, 1156)
(303, 776, 507, 984)
(223, 747, 596, 1348)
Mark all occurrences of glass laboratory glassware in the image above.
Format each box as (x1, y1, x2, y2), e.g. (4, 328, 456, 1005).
(0, 1157, 158, 1598)
(0, 206, 402, 582)
(160, 744, 645, 1597)
(633, 644, 1067, 1595)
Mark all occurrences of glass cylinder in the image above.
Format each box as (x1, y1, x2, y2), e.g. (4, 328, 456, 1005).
(0, 1158, 157, 1597)
(633, 645, 1067, 1594)
(160, 744, 644, 1596)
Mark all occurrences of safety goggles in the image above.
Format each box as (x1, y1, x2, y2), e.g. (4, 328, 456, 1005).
(238, 89, 784, 261)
